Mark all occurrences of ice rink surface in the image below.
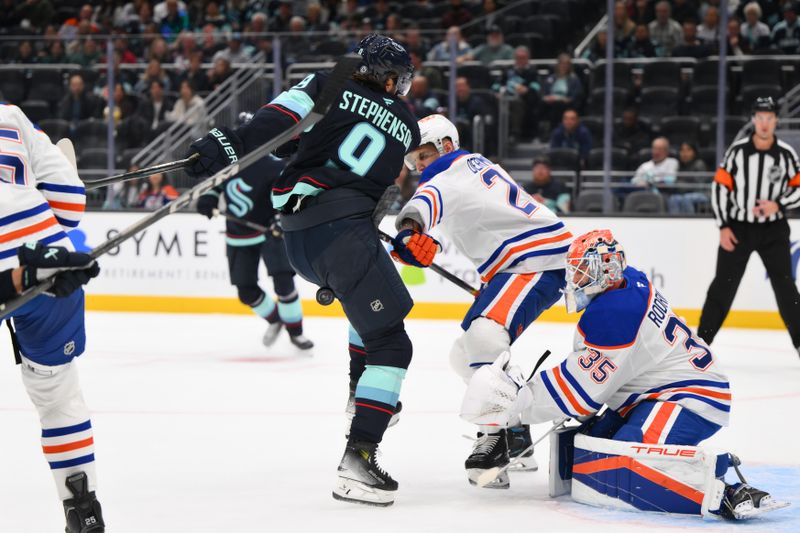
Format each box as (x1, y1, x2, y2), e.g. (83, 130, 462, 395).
(1, 312, 798, 533)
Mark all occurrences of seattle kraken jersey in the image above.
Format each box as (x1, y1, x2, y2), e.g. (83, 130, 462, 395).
(236, 71, 420, 211)
(525, 267, 730, 428)
(398, 150, 572, 283)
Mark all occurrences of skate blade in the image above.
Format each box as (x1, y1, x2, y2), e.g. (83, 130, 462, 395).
(468, 468, 509, 489)
(262, 325, 284, 347)
(333, 477, 396, 507)
(732, 499, 790, 520)
(507, 455, 538, 472)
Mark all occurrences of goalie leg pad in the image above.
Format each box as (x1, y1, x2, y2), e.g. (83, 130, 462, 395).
(449, 317, 510, 383)
(570, 434, 728, 517)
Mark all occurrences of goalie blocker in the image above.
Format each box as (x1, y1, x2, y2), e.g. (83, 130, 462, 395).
(549, 427, 789, 520)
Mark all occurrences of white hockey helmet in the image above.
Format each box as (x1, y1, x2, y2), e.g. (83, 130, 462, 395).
(405, 114, 460, 170)
(563, 229, 627, 313)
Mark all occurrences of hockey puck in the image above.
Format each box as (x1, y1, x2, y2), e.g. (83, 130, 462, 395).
(316, 287, 335, 306)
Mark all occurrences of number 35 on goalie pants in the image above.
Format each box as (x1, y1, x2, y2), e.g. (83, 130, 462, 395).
(549, 431, 730, 517)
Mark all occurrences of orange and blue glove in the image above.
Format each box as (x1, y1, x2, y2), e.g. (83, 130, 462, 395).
(390, 229, 441, 268)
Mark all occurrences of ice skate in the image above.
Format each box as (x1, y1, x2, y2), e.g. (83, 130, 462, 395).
(333, 440, 397, 506)
(63, 472, 104, 533)
(289, 333, 314, 350)
(262, 321, 283, 347)
(465, 430, 510, 489)
(506, 424, 538, 472)
(720, 482, 790, 520)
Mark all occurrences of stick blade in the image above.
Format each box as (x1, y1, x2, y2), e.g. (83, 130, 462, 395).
(476, 467, 502, 488)
(56, 138, 77, 171)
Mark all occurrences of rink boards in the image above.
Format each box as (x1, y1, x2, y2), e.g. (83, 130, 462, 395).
(73, 213, 800, 329)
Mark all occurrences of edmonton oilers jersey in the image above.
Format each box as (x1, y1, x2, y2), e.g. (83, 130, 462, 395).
(218, 155, 285, 238)
(236, 71, 420, 212)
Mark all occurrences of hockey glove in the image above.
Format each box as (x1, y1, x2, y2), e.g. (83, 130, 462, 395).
(196, 192, 219, 219)
(268, 214, 284, 238)
(460, 352, 533, 427)
(390, 229, 441, 268)
(18, 242, 100, 297)
(185, 126, 243, 178)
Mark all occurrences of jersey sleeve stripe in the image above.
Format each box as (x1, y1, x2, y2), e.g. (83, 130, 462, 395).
(36, 183, 85, 194)
(412, 195, 434, 228)
(0, 217, 58, 244)
(478, 221, 565, 273)
(47, 200, 85, 212)
(263, 103, 301, 123)
(480, 231, 572, 281)
(418, 189, 439, 227)
(643, 379, 730, 393)
(505, 244, 571, 270)
(552, 366, 593, 416)
(560, 361, 603, 410)
(0, 202, 50, 226)
(270, 89, 314, 119)
(427, 185, 445, 225)
(540, 371, 578, 417)
(55, 215, 80, 228)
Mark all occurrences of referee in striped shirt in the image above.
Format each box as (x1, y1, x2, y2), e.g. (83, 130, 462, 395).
(698, 97, 800, 356)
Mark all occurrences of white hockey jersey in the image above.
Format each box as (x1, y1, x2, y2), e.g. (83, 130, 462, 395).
(397, 150, 572, 282)
(525, 267, 730, 428)
(0, 104, 85, 271)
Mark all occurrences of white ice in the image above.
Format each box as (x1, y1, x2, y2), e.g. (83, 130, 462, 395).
(1, 313, 798, 533)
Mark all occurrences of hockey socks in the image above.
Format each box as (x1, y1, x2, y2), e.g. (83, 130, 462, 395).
(277, 290, 303, 336)
(351, 365, 406, 443)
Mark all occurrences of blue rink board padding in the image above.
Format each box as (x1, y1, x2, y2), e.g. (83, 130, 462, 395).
(561, 466, 799, 531)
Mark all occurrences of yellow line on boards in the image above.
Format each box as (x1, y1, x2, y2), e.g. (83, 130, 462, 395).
(84, 295, 787, 330)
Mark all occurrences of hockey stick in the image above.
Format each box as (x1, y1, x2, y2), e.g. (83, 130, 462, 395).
(211, 209, 274, 234)
(475, 418, 569, 488)
(0, 54, 361, 320)
(377, 229, 479, 297)
(84, 154, 200, 191)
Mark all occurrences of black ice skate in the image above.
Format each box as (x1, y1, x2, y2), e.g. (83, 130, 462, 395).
(262, 321, 283, 347)
(720, 483, 790, 519)
(333, 440, 398, 506)
(63, 472, 105, 533)
(289, 333, 314, 350)
(465, 430, 510, 489)
(507, 424, 538, 472)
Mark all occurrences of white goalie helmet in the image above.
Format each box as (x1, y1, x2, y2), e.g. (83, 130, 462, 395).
(564, 229, 627, 313)
(404, 114, 460, 170)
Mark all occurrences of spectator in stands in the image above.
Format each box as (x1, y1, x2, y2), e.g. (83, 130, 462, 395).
(154, 0, 186, 24)
(741, 1, 771, 50)
(406, 75, 441, 119)
(628, 23, 657, 57)
(495, 45, 540, 140)
(468, 25, 514, 64)
(12, 40, 36, 63)
(672, 20, 713, 57)
(135, 172, 179, 209)
(269, 0, 293, 32)
(441, 0, 473, 28)
(678, 141, 707, 172)
(201, 23, 226, 60)
(59, 4, 97, 42)
(68, 38, 102, 67)
(550, 108, 592, 165)
(159, 0, 190, 40)
(114, 1, 142, 29)
(104, 165, 141, 209)
(631, 136, 678, 187)
(200, 1, 229, 29)
(403, 24, 431, 58)
(137, 2, 155, 34)
(173, 31, 197, 70)
(243, 11, 269, 48)
(583, 29, 609, 61)
(135, 58, 172, 94)
(525, 157, 571, 214)
(427, 26, 472, 63)
(148, 37, 171, 64)
(613, 0, 636, 53)
(455, 76, 487, 150)
(614, 107, 652, 153)
(697, 6, 721, 43)
(166, 79, 207, 131)
(39, 39, 67, 63)
(114, 36, 138, 64)
(59, 74, 102, 129)
(479, 0, 501, 31)
(306, 3, 330, 32)
(181, 51, 211, 93)
(541, 54, 584, 130)
(213, 33, 251, 64)
(737, 0, 782, 27)
(102, 82, 130, 126)
(283, 16, 312, 63)
(410, 49, 444, 90)
(139, 79, 173, 136)
(727, 18, 747, 55)
(630, 0, 654, 25)
(208, 57, 233, 90)
(372, 0, 392, 30)
(772, 2, 800, 54)
(648, 1, 684, 56)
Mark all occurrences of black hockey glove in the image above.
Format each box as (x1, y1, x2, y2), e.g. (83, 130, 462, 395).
(196, 193, 219, 219)
(18, 242, 100, 297)
(185, 126, 243, 178)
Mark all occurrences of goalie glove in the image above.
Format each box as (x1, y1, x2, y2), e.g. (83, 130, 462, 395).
(460, 352, 534, 427)
(18, 242, 100, 297)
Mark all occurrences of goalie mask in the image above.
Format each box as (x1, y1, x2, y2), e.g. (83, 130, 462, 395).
(404, 114, 460, 170)
(564, 229, 626, 313)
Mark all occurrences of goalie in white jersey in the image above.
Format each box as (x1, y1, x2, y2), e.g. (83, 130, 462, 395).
(461, 229, 789, 520)
(392, 115, 572, 487)
(0, 104, 104, 532)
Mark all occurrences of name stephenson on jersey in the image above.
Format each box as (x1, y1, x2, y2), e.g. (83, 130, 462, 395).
(526, 267, 730, 428)
(0, 104, 85, 272)
(397, 150, 572, 282)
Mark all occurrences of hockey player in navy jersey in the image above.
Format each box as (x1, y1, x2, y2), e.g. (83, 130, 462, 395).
(461, 229, 788, 520)
(0, 104, 103, 532)
(185, 35, 421, 506)
(196, 113, 313, 351)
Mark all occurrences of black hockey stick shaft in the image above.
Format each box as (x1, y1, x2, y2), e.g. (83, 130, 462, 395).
(377, 229, 479, 297)
(0, 54, 361, 320)
(212, 209, 270, 233)
(84, 154, 200, 191)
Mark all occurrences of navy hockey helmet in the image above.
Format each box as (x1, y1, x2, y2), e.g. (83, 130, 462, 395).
(355, 34, 414, 96)
(752, 96, 777, 115)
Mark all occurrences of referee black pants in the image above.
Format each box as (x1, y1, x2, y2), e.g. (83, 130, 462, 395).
(698, 218, 800, 347)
